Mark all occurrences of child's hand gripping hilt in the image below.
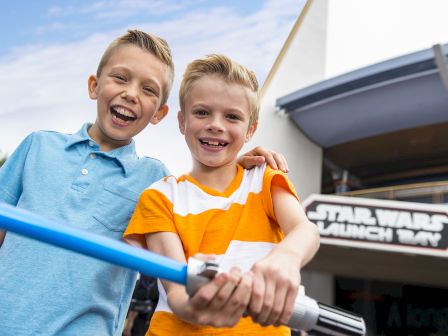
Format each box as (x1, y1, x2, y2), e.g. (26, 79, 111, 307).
(186, 257, 220, 295)
(186, 257, 366, 336)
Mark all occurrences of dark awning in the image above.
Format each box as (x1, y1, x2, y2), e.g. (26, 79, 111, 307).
(277, 44, 448, 148)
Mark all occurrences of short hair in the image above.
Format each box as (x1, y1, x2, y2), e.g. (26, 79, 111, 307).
(97, 29, 174, 105)
(179, 54, 260, 125)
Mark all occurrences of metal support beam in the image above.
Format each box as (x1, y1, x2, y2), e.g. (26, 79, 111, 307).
(433, 44, 448, 92)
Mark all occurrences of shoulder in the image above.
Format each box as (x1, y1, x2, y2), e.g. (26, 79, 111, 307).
(27, 129, 71, 144)
(135, 156, 170, 178)
(264, 165, 299, 201)
(262, 164, 293, 188)
(242, 162, 268, 185)
(33, 129, 70, 138)
(140, 156, 169, 171)
(264, 164, 288, 179)
(13, 130, 68, 152)
(244, 163, 297, 195)
(141, 174, 189, 203)
(135, 175, 178, 209)
(145, 174, 178, 192)
(242, 163, 290, 185)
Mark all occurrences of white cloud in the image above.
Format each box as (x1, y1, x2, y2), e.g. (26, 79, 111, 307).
(48, 0, 188, 19)
(0, 0, 301, 175)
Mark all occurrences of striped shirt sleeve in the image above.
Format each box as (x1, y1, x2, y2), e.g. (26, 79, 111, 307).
(262, 165, 300, 220)
(124, 180, 176, 248)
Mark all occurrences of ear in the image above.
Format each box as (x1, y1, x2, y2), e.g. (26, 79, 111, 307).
(150, 104, 169, 125)
(177, 111, 186, 135)
(245, 121, 258, 142)
(88, 75, 98, 100)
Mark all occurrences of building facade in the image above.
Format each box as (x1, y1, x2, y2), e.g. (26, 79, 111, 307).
(252, 1, 448, 334)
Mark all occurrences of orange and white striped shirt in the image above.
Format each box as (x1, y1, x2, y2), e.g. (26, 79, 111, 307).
(124, 163, 299, 336)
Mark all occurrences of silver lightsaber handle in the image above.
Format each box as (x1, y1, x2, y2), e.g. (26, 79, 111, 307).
(186, 258, 366, 336)
(289, 298, 366, 336)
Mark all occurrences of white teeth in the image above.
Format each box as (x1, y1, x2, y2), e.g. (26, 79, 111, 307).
(201, 140, 227, 146)
(114, 106, 134, 118)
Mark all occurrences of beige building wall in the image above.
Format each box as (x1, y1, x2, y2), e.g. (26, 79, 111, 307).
(251, 0, 328, 201)
(249, 0, 335, 304)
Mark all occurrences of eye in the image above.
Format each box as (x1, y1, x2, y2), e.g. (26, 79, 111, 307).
(193, 109, 209, 117)
(112, 74, 126, 82)
(226, 113, 242, 121)
(143, 86, 158, 96)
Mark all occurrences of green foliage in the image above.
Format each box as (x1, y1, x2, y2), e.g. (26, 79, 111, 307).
(0, 152, 7, 167)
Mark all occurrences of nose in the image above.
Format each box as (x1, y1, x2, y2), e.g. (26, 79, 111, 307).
(207, 115, 225, 133)
(121, 84, 138, 103)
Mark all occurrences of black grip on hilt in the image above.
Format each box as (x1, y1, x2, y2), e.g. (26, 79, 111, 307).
(312, 302, 366, 336)
(288, 297, 366, 336)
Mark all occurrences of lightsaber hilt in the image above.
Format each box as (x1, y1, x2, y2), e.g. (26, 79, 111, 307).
(186, 258, 366, 336)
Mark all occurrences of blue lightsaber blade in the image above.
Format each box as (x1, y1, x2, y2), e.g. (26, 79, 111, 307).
(0, 202, 187, 285)
(0, 201, 366, 335)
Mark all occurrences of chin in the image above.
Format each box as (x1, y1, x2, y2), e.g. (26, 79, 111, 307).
(201, 159, 233, 168)
(105, 132, 134, 144)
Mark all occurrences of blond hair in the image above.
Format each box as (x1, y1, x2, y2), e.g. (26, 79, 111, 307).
(97, 29, 174, 105)
(179, 54, 260, 125)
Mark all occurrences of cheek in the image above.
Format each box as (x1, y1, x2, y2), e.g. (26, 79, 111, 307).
(141, 104, 160, 121)
(235, 125, 251, 141)
(184, 118, 201, 134)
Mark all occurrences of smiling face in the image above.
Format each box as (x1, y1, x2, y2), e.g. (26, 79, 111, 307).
(88, 44, 169, 151)
(178, 74, 257, 171)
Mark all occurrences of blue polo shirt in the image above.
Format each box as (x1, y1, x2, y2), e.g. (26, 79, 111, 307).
(0, 123, 169, 335)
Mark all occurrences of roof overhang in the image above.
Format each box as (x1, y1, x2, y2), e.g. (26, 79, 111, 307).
(277, 44, 448, 148)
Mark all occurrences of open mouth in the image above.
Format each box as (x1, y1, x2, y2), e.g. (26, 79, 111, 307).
(110, 106, 137, 122)
(199, 139, 228, 148)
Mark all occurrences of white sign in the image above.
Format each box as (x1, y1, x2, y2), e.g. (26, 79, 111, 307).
(302, 194, 448, 257)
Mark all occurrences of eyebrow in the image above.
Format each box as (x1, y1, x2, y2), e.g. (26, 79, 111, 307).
(109, 65, 162, 89)
(192, 103, 248, 115)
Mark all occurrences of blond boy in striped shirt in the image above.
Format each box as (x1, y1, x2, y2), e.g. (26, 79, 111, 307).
(124, 54, 320, 335)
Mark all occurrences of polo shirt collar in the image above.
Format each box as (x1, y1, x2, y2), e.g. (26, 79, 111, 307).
(65, 123, 92, 149)
(65, 123, 138, 177)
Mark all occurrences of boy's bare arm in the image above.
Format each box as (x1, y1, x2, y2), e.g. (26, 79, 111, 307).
(238, 146, 289, 173)
(248, 184, 320, 327)
(145, 232, 253, 327)
(143, 231, 188, 300)
(272, 185, 320, 268)
(0, 229, 5, 247)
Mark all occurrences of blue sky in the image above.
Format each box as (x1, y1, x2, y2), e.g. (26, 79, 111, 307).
(1, 1, 265, 54)
(0, 0, 304, 175)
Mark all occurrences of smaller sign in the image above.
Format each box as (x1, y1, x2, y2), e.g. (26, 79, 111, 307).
(302, 194, 448, 257)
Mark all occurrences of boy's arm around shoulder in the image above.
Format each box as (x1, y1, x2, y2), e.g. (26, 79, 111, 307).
(238, 146, 289, 173)
(248, 180, 320, 326)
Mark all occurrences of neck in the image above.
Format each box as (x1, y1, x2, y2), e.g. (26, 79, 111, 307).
(190, 162, 238, 192)
(88, 124, 131, 152)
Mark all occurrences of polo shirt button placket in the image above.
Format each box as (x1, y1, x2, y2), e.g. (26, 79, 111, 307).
(81, 168, 89, 176)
